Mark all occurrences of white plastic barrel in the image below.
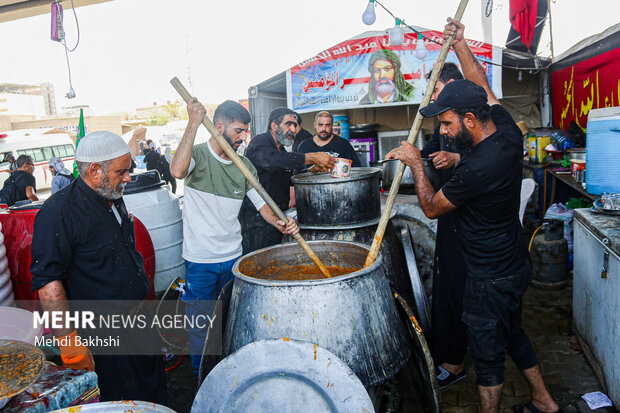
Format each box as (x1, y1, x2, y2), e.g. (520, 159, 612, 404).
(586, 107, 620, 195)
(0, 222, 14, 307)
(124, 187, 184, 293)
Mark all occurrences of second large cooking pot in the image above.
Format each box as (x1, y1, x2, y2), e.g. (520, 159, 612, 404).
(382, 159, 441, 193)
(292, 167, 380, 226)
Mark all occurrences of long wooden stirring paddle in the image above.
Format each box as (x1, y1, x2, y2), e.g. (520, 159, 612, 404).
(364, 0, 470, 268)
(170, 77, 331, 278)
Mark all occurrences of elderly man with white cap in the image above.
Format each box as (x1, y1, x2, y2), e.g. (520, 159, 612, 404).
(30, 131, 166, 404)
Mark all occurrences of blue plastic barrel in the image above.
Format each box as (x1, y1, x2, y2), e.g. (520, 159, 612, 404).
(585, 107, 620, 195)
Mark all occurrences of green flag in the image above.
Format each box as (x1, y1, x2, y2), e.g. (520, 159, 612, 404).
(73, 109, 85, 178)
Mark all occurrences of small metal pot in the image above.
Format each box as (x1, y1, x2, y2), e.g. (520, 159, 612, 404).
(292, 168, 381, 227)
(381, 159, 441, 192)
(566, 148, 586, 161)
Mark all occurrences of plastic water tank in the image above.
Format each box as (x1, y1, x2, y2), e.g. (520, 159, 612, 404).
(123, 171, 184, 293)
(0, 220, 14, 306)
(585, 107, 620, 195)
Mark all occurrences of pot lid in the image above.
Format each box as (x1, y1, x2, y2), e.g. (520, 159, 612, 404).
(349, 123, 378, 132)
(192, 339, 374, 413)
(124, 171, 165, 195)
(292, 167, 380, 185)
(0, 339, 45, 399)
(400, 225, 432, 335)
(9, 200, 45, 210)
(0, 307, 43, 345)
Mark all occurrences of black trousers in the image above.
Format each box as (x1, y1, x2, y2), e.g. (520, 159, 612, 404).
(165, 177, 177, 194)
(93, 354, 167, 404)
(430, 210, 468, 366)
(88, 308, 167, 404)
(462, 269, 539, 387)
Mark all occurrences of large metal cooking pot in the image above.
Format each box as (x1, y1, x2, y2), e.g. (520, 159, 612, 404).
(292, 168, 381, 226)
(224, 241, 411, 387)
(381, 159, 441, 193)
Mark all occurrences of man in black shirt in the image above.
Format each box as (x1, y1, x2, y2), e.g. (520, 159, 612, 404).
(30, 131, 166, 404)
(0, 154, 38, 206)
(240, 107, 334, 253)
(292, 112, 314, 152)
(143, 139, 161, 172)
(387, 18, 560, 413)
(297, 111, 361, 167)
(419, 62, 470, 389)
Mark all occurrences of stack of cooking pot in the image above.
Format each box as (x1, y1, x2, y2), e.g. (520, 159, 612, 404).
(381, 158, 442, 194)
(290, 167, 414, 302)
(193, 168, 439, 412)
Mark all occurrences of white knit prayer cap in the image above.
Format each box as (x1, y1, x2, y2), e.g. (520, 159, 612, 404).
(75, 131, 130, 162)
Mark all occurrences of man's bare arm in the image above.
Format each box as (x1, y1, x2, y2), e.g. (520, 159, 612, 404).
(38, 280, 95, 370)
(170, 98, 206, 179)
(304, 152, 335, 169)
(429, 151, 460, 170)
(258, 204, 300, 235)
(26, 186, 39, 202)
(38, 280, 72, 337)
(409, 161, 457, 219)
(386, 142, 457, 219)
(444, 18, 500, 106)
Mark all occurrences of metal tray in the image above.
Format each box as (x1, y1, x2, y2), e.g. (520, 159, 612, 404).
(193, 339, 373, 413)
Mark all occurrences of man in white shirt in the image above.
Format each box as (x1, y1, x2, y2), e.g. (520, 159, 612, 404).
(170, 99, 299, 372)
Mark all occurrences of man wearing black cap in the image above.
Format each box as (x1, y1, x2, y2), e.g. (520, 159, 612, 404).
(387, 18, 560, 413)
(240, 107, 334, 253)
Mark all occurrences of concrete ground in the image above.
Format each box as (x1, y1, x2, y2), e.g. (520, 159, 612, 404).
(412, 276, 615, 413)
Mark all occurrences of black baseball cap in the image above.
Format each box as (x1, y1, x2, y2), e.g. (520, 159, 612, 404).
(420, 79, 488, 117)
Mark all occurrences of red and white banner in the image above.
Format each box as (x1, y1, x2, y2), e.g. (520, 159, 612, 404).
(286, 30, 502, 113)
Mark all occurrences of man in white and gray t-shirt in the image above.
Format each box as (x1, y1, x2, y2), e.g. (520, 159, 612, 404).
(170, 99, 299, 371)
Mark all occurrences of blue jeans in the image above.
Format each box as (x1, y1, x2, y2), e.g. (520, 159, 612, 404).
(181, 257, 238, 371)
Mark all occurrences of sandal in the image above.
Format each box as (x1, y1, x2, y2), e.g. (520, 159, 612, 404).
(513, 400, 565, 413)
(437, 365, 467, 389)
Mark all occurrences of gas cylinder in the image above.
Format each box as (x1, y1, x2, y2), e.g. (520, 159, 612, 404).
(530, 219, 568, 289)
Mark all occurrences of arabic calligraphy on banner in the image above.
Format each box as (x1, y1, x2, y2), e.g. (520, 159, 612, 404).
(550, 47, 620, 130)
(286, 30, 502, 113)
